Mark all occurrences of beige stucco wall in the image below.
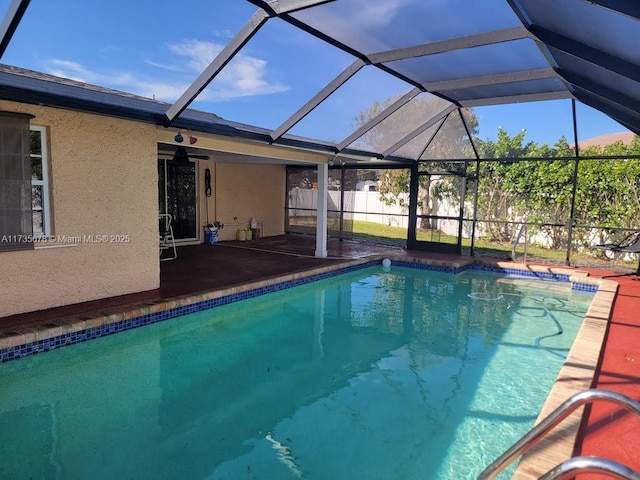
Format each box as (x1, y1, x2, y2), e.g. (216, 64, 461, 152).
(0, 101, 159, 318)
(156, 127, 320, 244)
(209, 162, 286, 241)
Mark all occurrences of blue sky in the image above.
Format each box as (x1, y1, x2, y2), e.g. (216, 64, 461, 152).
(1, 0, 628, 147)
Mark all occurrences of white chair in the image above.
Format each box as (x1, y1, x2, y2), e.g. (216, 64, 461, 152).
(159, 213, 177, 261)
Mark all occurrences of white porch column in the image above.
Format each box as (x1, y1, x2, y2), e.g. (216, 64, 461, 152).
(315, 162, 328, 258)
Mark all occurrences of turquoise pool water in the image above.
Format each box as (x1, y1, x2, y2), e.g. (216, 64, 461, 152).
(0, 266, 593, 479)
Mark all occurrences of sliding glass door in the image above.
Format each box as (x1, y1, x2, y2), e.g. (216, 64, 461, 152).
(158, 159, 198, 241)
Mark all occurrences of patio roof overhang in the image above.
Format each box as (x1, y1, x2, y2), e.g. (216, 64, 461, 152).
(0, 0, 638, 164)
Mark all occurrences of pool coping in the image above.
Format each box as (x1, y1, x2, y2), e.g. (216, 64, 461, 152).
(0, 255, 616, 478)
(512, 274, 617, 479)
(1, 255, 599, 357)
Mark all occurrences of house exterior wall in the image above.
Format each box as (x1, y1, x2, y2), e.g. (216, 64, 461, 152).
(211, 162, 286, 241)
(0, 101, 159, 318)
(156, 127, 320, 245)
(198, 160, 215, 240)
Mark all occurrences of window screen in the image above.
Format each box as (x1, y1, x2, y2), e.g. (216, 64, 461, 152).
(0, 112, 34, 252)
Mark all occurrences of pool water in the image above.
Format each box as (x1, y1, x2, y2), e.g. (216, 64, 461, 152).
(0, 266, 593, 480)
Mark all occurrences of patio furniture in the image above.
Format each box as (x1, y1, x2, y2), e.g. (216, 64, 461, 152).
(593, 230, 640, 275)
(159, 213, 177, 261)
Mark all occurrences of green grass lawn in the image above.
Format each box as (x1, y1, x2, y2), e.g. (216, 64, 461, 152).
(352, 221, 408, 243)
(351, 220, 635, 270)
(289, 217, 636, 271)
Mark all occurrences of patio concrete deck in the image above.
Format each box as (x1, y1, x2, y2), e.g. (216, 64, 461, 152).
(0, 235, 458, 332)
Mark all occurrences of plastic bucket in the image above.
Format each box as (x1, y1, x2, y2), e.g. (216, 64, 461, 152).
(205, 227, 218, 244)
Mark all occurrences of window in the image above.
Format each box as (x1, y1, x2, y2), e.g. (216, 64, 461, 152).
(0, 112, 34, 251)
(30, 126, 50, 236)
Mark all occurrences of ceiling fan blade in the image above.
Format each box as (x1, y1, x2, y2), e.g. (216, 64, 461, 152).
(172, 146, 191, 164)
(165, 146, 210, 162)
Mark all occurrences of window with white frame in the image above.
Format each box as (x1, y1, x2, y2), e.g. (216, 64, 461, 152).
(30, 126, 50, 236)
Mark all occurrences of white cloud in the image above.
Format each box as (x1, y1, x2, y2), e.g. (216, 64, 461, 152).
(167, 39, 222, 72)
(45, 59, 92, 83)
(163, 39, 289, 99)
(212, 29, 235, 39)
(294, 0, 413, 51)
(143, 59, 182, 72)
(352, 0, 414, 27)
(42, 39, 288, 103)
(43, 58, 188, 100)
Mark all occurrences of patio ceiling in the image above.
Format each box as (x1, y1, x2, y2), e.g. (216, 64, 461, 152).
(1, 0, 639, 164)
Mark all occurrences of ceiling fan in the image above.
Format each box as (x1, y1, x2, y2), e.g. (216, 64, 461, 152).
(159, 145, 210, 164)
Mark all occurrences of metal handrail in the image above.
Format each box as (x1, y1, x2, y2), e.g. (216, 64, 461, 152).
(477, 389, 640, 480)
(539, 456, 640, 480)
(511, 221, 528, 263)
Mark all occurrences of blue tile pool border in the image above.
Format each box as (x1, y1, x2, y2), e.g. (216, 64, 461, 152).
(0, 259, 599, 363)
(392, 260, 598, 292)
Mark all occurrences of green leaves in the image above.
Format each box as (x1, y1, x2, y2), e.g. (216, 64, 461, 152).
(352, 94, 640, 251)
(474, 129, 640, 248)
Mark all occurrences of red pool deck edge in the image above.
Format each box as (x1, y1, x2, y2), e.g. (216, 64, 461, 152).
(575, 273, 640, 480)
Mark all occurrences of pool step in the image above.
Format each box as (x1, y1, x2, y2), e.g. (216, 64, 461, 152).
(477, 389, 640, 480)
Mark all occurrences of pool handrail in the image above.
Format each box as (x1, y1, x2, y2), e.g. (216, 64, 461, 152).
(539, 456, 640, 480)
(477, 389, 640, 480)
(511, 220, 528, 263)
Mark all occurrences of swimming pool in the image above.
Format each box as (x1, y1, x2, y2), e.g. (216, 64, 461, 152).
(0, 264, 595, 479)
